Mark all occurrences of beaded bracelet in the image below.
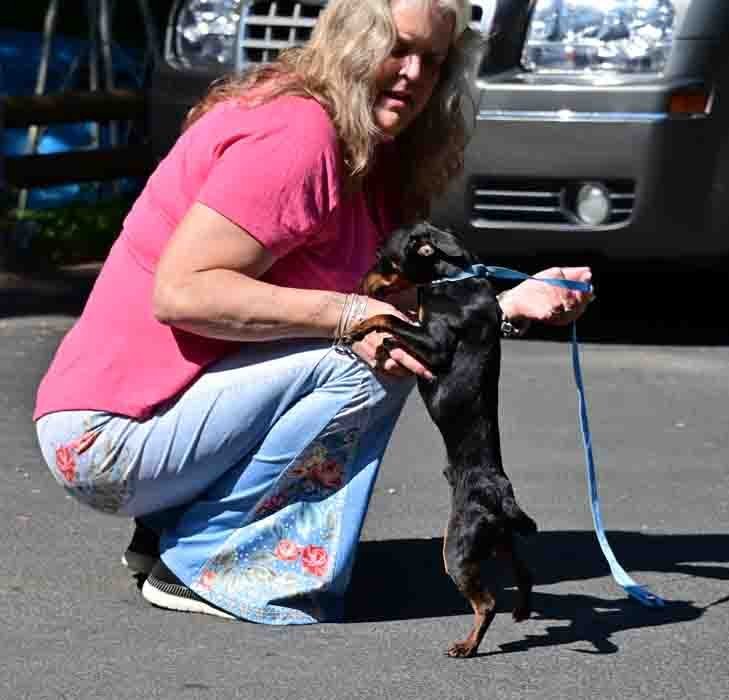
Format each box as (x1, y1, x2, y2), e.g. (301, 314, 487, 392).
(333, 293, 368, 347)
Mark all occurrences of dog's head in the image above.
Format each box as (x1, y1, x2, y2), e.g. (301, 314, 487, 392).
(362, 222, 474, 298)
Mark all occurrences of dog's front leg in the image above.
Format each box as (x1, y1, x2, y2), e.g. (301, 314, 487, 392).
(344, 315, 450, 370)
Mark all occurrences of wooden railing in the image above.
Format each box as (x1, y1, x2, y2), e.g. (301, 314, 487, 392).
(1, 89, 154, 190)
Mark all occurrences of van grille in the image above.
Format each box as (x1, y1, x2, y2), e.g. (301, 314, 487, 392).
(240, 1, 321, 64)
(470, 178, 635, 228)
(239, 0, 495, 65)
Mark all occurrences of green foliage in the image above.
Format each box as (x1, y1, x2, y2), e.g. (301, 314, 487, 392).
(10, 196, 133, 267)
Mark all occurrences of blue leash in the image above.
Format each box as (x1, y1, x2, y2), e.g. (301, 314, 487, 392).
(434, 263, 665, 607)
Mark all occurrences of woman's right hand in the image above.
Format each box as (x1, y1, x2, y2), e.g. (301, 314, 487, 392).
(349, 298, 434, 381)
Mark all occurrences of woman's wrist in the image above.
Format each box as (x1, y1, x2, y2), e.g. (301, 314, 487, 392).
(333, 293, 368, 344)
(497, 290, 531, 338)
(496, 289, 522, 320)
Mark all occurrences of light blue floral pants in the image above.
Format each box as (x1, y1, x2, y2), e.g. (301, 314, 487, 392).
(36, 340, 414, 624)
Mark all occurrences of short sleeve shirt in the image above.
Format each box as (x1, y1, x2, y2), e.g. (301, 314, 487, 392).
(34, 96, 397, 419)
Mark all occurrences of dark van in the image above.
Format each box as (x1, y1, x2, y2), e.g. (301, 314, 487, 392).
(147, 1, 729, 261)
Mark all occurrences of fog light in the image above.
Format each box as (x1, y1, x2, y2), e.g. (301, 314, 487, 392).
(576, 183, 611, 225)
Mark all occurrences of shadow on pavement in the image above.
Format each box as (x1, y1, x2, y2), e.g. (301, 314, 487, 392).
(0, 264, 99, 318)
(347, 531, 728, 652)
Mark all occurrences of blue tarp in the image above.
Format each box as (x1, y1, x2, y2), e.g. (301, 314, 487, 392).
(1, 28, 145, 207)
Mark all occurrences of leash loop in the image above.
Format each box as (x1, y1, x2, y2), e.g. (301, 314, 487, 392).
(434, 263, 665, 607)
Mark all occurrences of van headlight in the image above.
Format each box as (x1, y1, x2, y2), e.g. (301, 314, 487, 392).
(523, 0, 677, 75)
(171, 0, 242, 68)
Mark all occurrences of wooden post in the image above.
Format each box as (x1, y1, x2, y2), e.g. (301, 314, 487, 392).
(2, 89, 147, 129)
(1, 99, 8, 271)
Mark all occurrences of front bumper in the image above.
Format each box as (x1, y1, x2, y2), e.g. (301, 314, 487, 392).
(433, 70, 729, 260)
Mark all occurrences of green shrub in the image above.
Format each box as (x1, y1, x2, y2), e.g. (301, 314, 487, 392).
(9, 196, 133, 268)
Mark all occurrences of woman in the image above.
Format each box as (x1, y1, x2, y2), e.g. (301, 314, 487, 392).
(35, 0, 592, 625)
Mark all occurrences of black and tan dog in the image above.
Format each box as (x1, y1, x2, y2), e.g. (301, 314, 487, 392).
(346, 222, 537, 658)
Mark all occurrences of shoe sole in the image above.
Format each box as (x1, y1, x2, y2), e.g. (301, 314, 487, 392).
(141, 578, 235, 620)
(121, 551, 157, 575)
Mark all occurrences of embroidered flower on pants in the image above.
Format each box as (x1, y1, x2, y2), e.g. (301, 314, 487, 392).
(199, 570, 218, 590)
(310, 459, 343, 490)
(69, 430, 100, 454)
(289, 445, 328, 478)
(274, 539, 302, 562)
(256, 492, 289, 516)
(54, 430, 102, 483)
(55, 445, 77, 482)
(301, 545, 329, 577)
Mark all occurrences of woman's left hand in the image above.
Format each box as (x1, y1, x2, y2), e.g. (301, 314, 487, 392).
(499, 266, 595, 326)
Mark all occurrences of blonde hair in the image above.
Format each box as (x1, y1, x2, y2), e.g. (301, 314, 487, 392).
(184, 0, 482, 221)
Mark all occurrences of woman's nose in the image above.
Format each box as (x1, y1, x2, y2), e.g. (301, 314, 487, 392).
(398, 53, 423, 81)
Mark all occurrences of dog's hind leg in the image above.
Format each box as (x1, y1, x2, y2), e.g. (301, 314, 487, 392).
(446, 560, 497, 658)
(494, 537, 533, 622)
(443, 517, 497, 658)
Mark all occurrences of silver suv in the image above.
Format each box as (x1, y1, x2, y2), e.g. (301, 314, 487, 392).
(147, 1, 729, 261)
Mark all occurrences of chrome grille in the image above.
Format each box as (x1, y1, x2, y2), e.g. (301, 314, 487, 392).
(240, 1, 321, 64)
(470, 179, 635, 228)
(238, 0, 496, 65)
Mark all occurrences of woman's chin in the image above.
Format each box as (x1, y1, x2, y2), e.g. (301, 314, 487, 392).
(374, 108, 409, 139)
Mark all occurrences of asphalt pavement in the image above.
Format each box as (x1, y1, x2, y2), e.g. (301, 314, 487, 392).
(1, 263, 728, 700)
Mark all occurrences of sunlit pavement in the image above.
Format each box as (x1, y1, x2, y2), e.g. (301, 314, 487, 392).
(2, 266, 727, 700)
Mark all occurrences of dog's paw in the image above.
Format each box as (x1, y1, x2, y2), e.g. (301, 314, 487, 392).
(445, 640, 478, 658)
(512, 604, 531, 622)
(512, 583, 533, 622)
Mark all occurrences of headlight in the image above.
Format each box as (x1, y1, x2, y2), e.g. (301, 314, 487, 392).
(172, 0, 242, 68)
(169, 0, 324, 69)
(523, 0, 677, 75)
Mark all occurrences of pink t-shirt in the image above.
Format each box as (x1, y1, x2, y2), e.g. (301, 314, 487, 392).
(34, 96, 399, 420)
